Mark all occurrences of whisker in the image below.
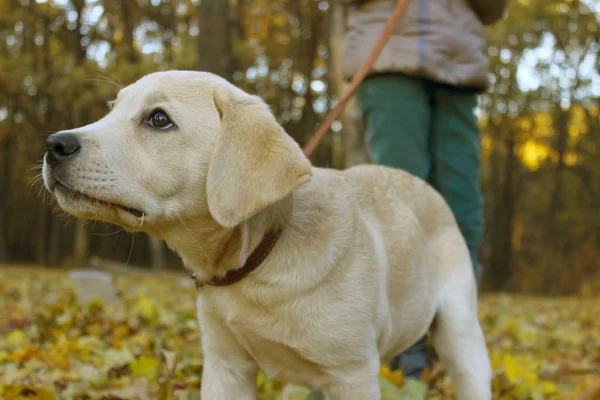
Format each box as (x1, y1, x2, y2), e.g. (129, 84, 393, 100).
(29, 174, 43, 190)
(80, 77, 123, 91)
(124, 233, 135, 268)
(93, 228, 124, 236)
(37, 184, 45, 201)
(43, 189, 51, 206)
(97, 70, 124, 90)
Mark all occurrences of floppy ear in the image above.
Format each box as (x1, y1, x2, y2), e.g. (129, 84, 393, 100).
(206, 86, 312, 228)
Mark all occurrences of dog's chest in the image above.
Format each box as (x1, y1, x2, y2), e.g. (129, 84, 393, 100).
(230, 320, 328, 385)
(207, 291, 337, 386)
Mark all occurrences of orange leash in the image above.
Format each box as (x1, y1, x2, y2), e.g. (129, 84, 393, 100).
(302, 0, 410, 157)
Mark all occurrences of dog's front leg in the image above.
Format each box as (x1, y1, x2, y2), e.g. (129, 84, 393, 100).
(198, 308, 259, 400)
(201, 353, 258, 400)
(323, 357, 381, 400)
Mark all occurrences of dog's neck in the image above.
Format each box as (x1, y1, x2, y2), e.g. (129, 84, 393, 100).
(159, 197, 293, 283)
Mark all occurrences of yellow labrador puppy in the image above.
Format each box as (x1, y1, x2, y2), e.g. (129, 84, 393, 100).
(43, 71, 491, 399)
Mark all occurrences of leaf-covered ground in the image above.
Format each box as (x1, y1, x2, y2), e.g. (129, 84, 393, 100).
(0, 267, 598, 399)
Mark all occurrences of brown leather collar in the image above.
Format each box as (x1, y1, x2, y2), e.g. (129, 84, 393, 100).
(191, 229, 282, 289)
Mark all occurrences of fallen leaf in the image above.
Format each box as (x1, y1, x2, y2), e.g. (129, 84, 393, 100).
(130, 355, 160, 379)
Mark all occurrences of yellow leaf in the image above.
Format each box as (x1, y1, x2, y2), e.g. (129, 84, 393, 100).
(8, 347, 45, 363)
(503, 354, 517, 382)
(519, 140, 549, 171)
(490, 349, 503, 371)
(86, 323, 103, 335)
(138, 294, 158, 320)
(113, 324, 130, 339)
(47, 347, 69, 371)
(379, 365, 403, 387)
(380, 365, 392, 379)
(503, 354, 538, 391)
(540, 380, 558, 395)
(45, 335, 71, 370)
(7, 329, 25, 345)
(130, 355, 160, 380)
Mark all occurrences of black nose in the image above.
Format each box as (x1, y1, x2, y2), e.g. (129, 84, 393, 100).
(46, 132, 81, 165)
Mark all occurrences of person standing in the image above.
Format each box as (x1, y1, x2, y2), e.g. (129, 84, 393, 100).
(343, 0, 508, 379)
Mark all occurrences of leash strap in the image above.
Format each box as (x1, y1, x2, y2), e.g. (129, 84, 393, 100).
(302, 0, 410, 157)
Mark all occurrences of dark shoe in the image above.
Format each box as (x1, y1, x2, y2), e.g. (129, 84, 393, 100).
(389, 335, 430, 379)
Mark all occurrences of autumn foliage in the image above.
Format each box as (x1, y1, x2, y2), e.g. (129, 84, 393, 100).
(1, 267, 599, 399)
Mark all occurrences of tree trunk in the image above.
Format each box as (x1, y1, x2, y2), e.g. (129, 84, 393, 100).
(120, 0, 139, 63)
(72, 0, 87, 65)
(73, 220, 90, 267)
(485, 118, 516, 291)
(230, 0, 246, 54)
(196, 0, 234, 78)
(162, 0, 176, 65)
(328, 0, 369, 168)
(292, 0, 328, 164)
(47, 215, 61, 266)
(0, 130, 8, 262)
(542, 106, 569, 293)
(42, 11, 57, 266)
(35, 201, 48, 265)
(0, 97, 15, 262)
(149, 237, 167, 270)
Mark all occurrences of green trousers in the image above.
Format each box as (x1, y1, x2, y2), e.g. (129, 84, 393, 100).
(356, 73, 484, 275)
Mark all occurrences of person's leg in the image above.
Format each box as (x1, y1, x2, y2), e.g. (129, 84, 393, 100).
(356, 73, 432, 379)
(356, 74, 432, 176)
(430, 85, 484, 277)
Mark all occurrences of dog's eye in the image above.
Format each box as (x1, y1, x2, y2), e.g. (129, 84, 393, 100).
(146, 110, 173, 130)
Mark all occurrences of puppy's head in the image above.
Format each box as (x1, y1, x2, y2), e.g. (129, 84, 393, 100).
(42, 71, 311, 232)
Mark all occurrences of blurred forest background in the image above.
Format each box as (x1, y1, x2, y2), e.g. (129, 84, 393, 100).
(0, 0, 598, 295)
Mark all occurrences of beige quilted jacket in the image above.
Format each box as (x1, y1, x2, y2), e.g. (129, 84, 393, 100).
(343, 0, 508, 90)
